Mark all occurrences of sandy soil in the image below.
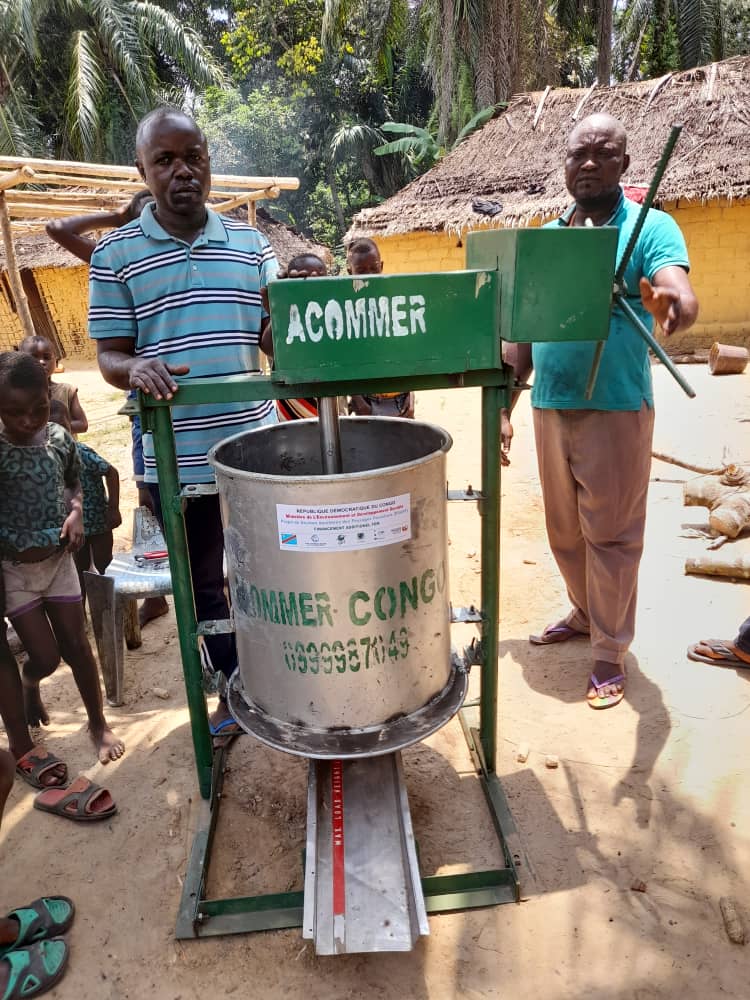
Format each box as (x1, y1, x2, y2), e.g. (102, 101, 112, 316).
(1, 361, 749, 1000)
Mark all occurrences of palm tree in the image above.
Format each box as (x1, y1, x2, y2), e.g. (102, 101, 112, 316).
(0, 0, 222, 159)
(322, 0, 409, 87)
(420, 0, 520, 145)
(615, 0, 726, 77)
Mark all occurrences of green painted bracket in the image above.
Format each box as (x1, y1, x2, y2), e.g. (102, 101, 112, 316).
(466, 227, 618, 343)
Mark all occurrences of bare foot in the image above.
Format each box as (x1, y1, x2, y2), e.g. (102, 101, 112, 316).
(91, 726, 125, 764)
(587, 661, 626, 708)
(139, 596, 169, 629)
(22, 681, 50, 727)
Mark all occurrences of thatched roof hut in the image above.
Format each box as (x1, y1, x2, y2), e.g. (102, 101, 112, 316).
(350, 57, 750, 237)
(348, 57, 750, 350)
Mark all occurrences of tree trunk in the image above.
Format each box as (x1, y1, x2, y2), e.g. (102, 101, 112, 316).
(437, 0, 455, 145)
(0, 192, 35, 340)
(326, 163, 347, 238)
(597, 0, 613, 84)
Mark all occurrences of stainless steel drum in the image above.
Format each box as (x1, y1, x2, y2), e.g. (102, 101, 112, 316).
(209, 417, 467, 758)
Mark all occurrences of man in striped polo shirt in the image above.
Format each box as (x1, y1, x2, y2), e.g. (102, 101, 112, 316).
(89, 107, 278, 739)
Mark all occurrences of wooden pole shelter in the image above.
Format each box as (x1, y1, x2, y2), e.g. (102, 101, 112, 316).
(0, 156, 299, 240)
(0, 192, 36, 339)
(0, 155, 300, 193)
(0, 155, 300, 341)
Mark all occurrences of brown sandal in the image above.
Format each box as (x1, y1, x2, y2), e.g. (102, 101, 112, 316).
(33, 776, 117, 822)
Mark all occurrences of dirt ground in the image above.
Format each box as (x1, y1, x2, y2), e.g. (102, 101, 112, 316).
(1, 360, 749, 999)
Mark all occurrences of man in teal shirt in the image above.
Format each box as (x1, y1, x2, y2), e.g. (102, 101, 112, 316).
(505, 113, 698, 709)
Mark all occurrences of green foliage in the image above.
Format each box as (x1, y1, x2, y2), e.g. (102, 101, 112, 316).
(221, 0, 327, 85)
(640, 12, 681, 75)
(374, 104, 503, 172)
(615, 0, 729, 77)
(195, 85, 310, 227)
(0, 0, 223, 161)
(724, 0, 750, 54)
(375, 121, 441, 166)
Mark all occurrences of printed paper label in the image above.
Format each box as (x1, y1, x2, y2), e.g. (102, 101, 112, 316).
(276, 494, 411, 552)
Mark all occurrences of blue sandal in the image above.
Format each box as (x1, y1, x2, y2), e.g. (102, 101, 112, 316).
(0, 898, 74, 958)
(0, 939, 69, 1000)
(209, 716, 243, 748)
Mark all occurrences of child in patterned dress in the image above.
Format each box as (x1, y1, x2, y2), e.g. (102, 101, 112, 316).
(0, 352, 123, 764)
(48, 401, 121, 601)
(17, 335, 89, 436)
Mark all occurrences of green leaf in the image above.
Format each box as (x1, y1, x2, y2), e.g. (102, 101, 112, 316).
(454, 103, 503, 146)
(374, 136, 421, 155)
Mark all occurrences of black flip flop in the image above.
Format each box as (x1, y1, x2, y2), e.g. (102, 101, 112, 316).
(688, 640, 750, 668)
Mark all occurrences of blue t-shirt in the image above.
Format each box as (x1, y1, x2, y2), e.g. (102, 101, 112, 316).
(88, 205, 278, 483)
(531, 192, 690, 411)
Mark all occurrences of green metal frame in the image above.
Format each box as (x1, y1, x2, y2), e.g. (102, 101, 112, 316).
(141, 367, 523, 940)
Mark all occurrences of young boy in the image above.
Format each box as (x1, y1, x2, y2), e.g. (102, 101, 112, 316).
(49, 401, 122, 599)
(261, 253, 331, 422)
(346, 239, 415, 418)
(0, 352, 124, 764)
(17, 335, 89, 436)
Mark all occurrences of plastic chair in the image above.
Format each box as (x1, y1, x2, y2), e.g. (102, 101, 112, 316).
(86, 506, 172, 706)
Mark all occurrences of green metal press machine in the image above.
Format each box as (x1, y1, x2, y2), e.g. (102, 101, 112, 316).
(139, 139, 694, 953)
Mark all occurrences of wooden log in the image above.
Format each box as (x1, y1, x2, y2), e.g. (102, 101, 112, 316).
(685, 553, 750, 579)
(0, 192, 36, 338)
(5, 202, 125, 219)
(0, 166, 35, 191)
(212, 187, 280, 213)
(13, 170, 283, 201)
(247, 200, 257, 227)
(4, 190, 127, 205)
(684, 465, 750, 539)
(0, 155, 300, 190)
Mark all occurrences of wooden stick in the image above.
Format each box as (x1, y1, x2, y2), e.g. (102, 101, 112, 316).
(0, 166, 35, 191)
(212, 188, 280, 213)
(572, 83, 597, 121)
(706, 62, 718, 103)
(532, 86, 551, 130)
(0, 192, 36, 338)
(644, 73, 673, 112)
(247, 200, 257, 226)
(651, 451, 721, 474)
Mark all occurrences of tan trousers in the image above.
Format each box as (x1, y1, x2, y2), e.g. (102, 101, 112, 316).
(533, 404, 655, 665)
